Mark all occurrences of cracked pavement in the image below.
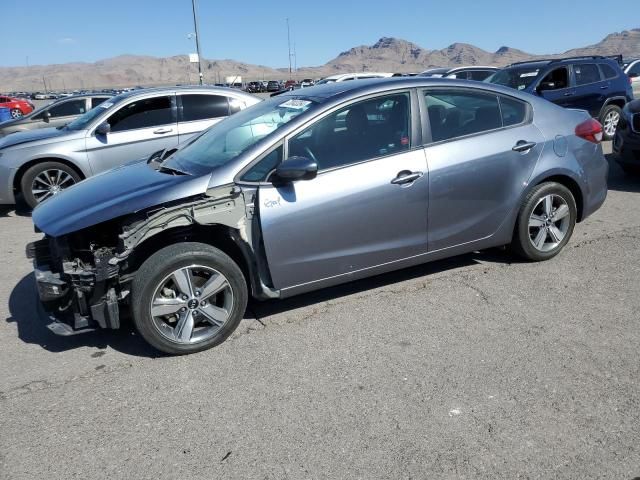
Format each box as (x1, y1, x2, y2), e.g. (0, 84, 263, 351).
(1, 147, 639, 479)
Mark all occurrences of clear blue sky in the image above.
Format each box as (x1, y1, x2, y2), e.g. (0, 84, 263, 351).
(1, 0, 638, 68)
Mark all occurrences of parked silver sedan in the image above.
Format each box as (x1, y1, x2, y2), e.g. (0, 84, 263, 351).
(0, 86, 261, 208)
(0, 94, 112, 138)
(30, 77, 608, 354)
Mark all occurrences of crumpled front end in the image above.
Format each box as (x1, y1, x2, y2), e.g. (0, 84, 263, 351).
(27, 232, 124, 335)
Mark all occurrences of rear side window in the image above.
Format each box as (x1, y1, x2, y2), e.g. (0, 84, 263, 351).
(49, 99, 86, 117)
(91, 97, 108, 109)
(180, 94, 229, 122)
(424, 90, 502, 142)
(500, 96, 527, 127)
(574, 64, 602, 85)
(108, 96, 173, 132)
(599, 63, 618, 79)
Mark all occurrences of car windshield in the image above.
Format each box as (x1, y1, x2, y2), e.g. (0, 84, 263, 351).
(64, 96, 122, 130)
(485, 66, 542, 90)
(164, 96, 317, 176)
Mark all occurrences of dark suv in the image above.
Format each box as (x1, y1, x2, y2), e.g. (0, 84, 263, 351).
(488, 55, 633, 140)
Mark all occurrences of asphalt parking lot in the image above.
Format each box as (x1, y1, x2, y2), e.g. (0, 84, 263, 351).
(0, 143, 639, 479)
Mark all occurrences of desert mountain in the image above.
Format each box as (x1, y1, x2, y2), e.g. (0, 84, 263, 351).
(1, 28, 638, 91)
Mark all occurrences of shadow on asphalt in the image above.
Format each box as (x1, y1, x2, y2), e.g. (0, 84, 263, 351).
(249, 249, 512, 320)
(6, 273, 160, 358)
(6, 250, 514, 357)
(0, 195, 32, 218)
(606, 153, 640, 194)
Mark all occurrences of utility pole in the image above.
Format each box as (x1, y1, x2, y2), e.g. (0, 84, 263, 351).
(286, 18, 292, 78)
(191, 0, 204, 84)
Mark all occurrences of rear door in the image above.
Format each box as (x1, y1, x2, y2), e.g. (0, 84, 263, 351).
(422, 88, 544, 251)
(257, 91, 429, 290)
(571, 63, 607, 116)
(85, 94, 178, 174)
(177, 93, 236, 143)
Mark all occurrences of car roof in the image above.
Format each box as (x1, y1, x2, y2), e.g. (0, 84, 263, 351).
(115, 85, 256, 99)
(276, 76, 534, 102)
(507, 55, 623, 69)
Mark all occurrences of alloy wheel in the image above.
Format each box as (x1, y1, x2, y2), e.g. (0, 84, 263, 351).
(528, 194, 571, 252)
(10, 109, 23, 119)
(603, 110, 620, 138)
(150, 265, 234, 345)
(31, 169, 76, 203)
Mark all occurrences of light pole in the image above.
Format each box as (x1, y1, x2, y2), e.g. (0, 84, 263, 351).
(286, 18, 292, 79)
(191, 0, 204, 85)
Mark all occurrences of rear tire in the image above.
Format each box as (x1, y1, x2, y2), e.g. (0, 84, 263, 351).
(10, 108, 23, 119)
(599, 104, 622, 141)
(20, 161, 82, 209)
(131, 242, 248, 355)
(511, 182, 577, 261)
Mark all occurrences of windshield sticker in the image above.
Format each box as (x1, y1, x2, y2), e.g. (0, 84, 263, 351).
(517, 85, 526, 90)
(279, 99, 311, 109)
(520, 71, 539, 78)
(100, 102, 114, 109)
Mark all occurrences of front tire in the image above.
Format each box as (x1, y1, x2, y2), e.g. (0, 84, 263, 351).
(131, 243, 248, 355)
(511, 182, 577, 261)
(10, 108, 23, 119)
(600, 104, 621, 141)
(20, 161, 81, 209)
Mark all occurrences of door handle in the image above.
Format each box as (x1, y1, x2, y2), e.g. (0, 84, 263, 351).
(512, 140, 537, 152)
(600, 85, 609, 90)
(391, 170, 423, 185)
(153, 127, 173, 134)
(563, 92, 574, 97)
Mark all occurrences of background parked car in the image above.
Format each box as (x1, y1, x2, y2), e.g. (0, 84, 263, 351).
(613, 99, 640, 175)
(266, 80, 281, 92)
(315, 72, 393, 84)
(419, 66, 499, 81)
(0, 94, 111, 137)
(0, 86, 261, 208)
(624, 58, 640, 94)
(245, 81, 265, 93)
(0, 95, 35, 119)
(487, 55, 633, 140)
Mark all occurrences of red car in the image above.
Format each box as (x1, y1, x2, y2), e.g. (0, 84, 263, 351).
(0, 95, 35, 119)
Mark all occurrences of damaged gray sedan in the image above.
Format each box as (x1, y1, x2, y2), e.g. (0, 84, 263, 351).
(29, 77, 608, 354)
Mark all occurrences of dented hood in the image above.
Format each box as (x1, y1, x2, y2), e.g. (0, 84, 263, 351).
(32, 160, 212, 237)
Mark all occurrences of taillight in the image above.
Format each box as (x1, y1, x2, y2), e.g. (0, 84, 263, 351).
(575, 118, 603, 144)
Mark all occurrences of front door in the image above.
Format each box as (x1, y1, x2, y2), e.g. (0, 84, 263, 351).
(258, 92, 429, 290)
(85, 94, 179, 174)
(537, 66, 575, 108)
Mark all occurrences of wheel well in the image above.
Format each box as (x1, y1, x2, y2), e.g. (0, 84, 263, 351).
(125, 224, 252, 292)
(538, 175, 584, 221)
(13, 158, 86, 193)
(603, 98, 625, 112)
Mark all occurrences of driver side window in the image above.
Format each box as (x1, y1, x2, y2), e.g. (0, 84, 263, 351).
(287, 93, 411, 171)
(538, 67, 569, 91)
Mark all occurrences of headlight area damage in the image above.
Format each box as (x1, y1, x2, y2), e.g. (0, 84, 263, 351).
(27, 185, 279, 336)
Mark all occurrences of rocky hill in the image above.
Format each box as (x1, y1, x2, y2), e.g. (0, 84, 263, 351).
(1, 28, 638, 91)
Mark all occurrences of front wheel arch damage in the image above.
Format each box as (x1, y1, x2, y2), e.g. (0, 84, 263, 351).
(125, 224, 255, 296)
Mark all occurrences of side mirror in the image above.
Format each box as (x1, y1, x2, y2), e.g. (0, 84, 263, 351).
(273, 156, 318, 182)
(42, 110, 51, 123)
(95, 121, 111, 136)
